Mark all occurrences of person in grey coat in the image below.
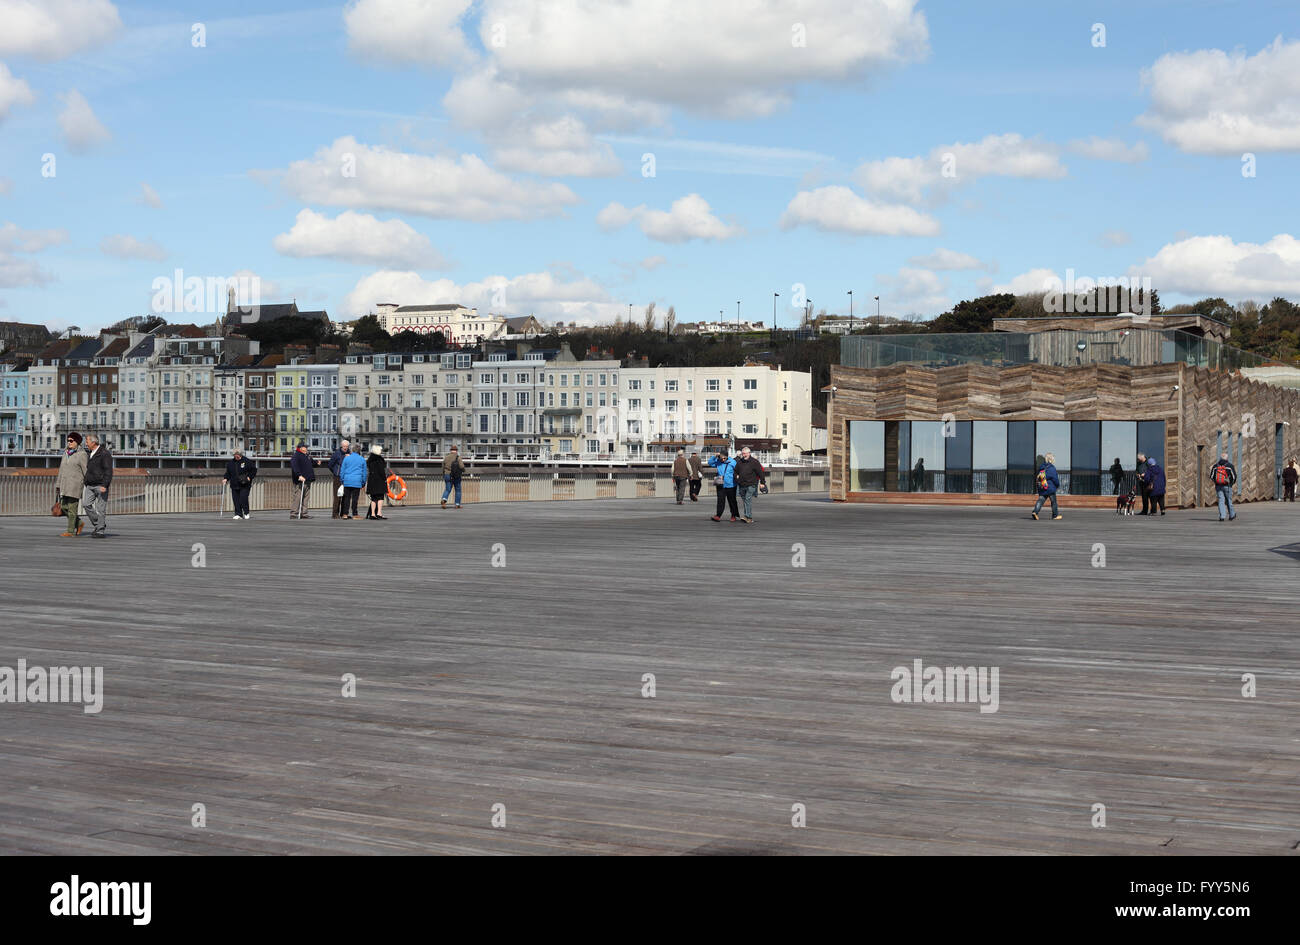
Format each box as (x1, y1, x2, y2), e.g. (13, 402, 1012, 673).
(55, 431, 87, 536)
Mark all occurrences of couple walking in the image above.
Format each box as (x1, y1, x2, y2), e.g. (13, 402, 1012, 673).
(54, 432, 113, 538)
(704, 446, 767, 524)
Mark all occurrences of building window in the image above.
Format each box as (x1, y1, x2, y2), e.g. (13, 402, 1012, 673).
(706, 379, 719, 391)
(743, 378, 757, 390)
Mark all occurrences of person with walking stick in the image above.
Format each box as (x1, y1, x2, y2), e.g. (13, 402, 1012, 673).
(222, 448, 257, 520)
(290, 441, 315, 519)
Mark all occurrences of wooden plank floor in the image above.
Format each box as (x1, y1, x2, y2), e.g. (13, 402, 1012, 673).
(1, 495, 1298, 855)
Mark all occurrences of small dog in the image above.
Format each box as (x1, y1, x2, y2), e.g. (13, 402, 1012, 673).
(1116, 490, 1137, 515)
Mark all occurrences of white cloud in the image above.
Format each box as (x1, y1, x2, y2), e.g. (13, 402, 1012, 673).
(473, 0, 929, 118)
(343, 0, 475, 67)
(906, 247, 988, 271)
(876, 266, 949, 316)
(1138, 36, 1300, 153)
(0, 0, 122, 60)
(136, 182, 163, 208)
(597, 193, 742, 243)
(273, 136, 579, 221)
(780, 185, 940, 236)
(992, 268, 1061, 295)
(1068, 136, 1150, 163)
(1131, 233, 1300, 296)
(641, 255, 667, 270)
(343, 267, 619, 323)
(0, 177, 11, 196)
(273, 209, 448, 269)
(0, 63, 35, 122)
(0, 254, 55, 287)
(0, 221, 70, 252)
(58, 89, 111, 152)
(1099, 229, 1131, 247)
(491, 114, 622, 178)
(100, 234, 167, 261)
(855, 133, 1065, 205)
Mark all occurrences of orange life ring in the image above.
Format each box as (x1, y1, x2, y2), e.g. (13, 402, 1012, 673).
(386, 474, 407, 501)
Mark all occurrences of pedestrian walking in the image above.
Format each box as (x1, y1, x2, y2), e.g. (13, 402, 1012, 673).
(441, 444, 464, 509)
(734, 446, 768, 523)
(1108, 457, 1125, 495)
(671, 449, 690, 504)
(55, 432, 87, 537)
(1030, 451, 1062, 520)
(707, 448, 740, 522)
(1210, 451, 1237, 521)
(688, 451, 703, 502)
(339, 444, 366, 518)
(328, 438, 351, 518)
(1283, 459, 1297, 502)
(222, 448, 257, 520)
(290, 441, 315, 519)
(366, 444, 389, 519)
(1145, 457, 1167, 516)
(81, 434, 113, 538)
(1135, 452, 1151, 514)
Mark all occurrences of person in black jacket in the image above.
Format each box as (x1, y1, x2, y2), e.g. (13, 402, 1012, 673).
(81, 434, 113, 538)
(365, 444, 389, 520)
(734, 447, 768, 523)
(289, 442, 316, 519)
(222, 448, 257, 520)
(327, 438, 350, 518)
(1283, 459, 1297, 502)
(1108, 458, 1125, 495)
(1135, 453, 1150, 514)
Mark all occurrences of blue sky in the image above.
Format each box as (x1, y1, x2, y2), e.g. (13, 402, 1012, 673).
(2, 0, 1299, 333)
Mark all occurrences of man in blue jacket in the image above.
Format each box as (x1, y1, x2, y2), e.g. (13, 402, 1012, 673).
(1031, 451, 1062, 520)
(289, 441, 316, 519)
(707, 448, 740, 522)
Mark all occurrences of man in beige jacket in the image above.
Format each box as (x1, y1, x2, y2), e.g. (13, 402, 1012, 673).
(55, 432, 88, 536)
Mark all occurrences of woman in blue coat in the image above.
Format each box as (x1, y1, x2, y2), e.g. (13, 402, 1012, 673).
(707, 448, 740, 522)
(339, 447, 366, 519)
(1031, 451, 1062, 520)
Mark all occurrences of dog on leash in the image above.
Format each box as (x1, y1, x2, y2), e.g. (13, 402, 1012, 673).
(1116, 490, 1137, 515)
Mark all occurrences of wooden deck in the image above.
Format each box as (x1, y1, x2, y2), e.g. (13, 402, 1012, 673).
(2, 494, 1298, 855)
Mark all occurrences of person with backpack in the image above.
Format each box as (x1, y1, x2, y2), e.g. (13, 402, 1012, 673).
(1030, 452, 1062, 520)
(1210, 451, 1237, 521)
(734, 446, 768, 523)
(707, 448, 740, 522)
(671, 449, 690, 504)
(339, 443, 366, 519)
(1145, 457, 1167, 516)
(1283, 459, 1297, 502)
(222, 447, 257, 520)
(441, 444, 464, 509)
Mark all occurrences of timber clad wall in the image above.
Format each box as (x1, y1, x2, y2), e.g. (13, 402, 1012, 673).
(829, 362, 1300, 506)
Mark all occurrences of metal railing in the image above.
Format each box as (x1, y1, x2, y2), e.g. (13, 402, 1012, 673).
(0, 469, 828, 516)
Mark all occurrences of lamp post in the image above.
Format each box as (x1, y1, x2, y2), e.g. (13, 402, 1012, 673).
(736, 300, 741, 333)
(773, 292, 779, 336)
(847, 290, 853, 334)
(874, 295, 880, 321)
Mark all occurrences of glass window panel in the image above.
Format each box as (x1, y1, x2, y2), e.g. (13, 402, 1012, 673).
(910, 421, 944, 492)
(1070, 421, 1102, 495)
(849, 421, 885, 491)
(972, 421, 1007, 494)
(889, 421, 911, 491)
(1007, 421, 1037, 494)
(1102, 420, 1137, 495)
(945, 421, 973, 493)
(1137, 420, 1165, 469)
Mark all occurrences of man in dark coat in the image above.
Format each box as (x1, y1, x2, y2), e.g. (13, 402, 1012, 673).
(687, 451, 704, 501)
(289, 442, 315, 519)
(327, 438, 350, 518)
(733, 446, 768, 523)
(1108, 458, 1125, 495)
(1135, 453, 1150, 514)
(222, 448, 257, 520)
(82, 434, 113, 538)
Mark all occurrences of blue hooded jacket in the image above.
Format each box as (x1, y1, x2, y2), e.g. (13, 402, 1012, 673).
(1037, 462, 1059, 495)
(707, 453, 737, 488)
(340, 452, 366, 488)
(1145, 460, 1166, 495)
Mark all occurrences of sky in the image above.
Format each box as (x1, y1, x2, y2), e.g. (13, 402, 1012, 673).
(1, 0, 1299, 334)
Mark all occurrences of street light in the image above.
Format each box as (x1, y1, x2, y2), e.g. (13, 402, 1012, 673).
(773, 292, 779, 334)
(736, 300, 741, 333)
(874, 295, 880, 321)
(848, 290, 853, 334)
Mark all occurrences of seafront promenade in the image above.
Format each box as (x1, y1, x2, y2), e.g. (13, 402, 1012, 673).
(2, 495, 1297, 854)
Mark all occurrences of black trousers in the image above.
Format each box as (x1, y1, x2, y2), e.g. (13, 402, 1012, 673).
(1150, 493, 1166, 514)
(332, 474, 344, 517)
(715, 485, 739, 518)
(689, 478, 702, 499)
(1140, 489, 1151, 514)
(342, 486, 361, 516)
(230, 486, 250, 517)
(1285, 482, 1296, 501)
